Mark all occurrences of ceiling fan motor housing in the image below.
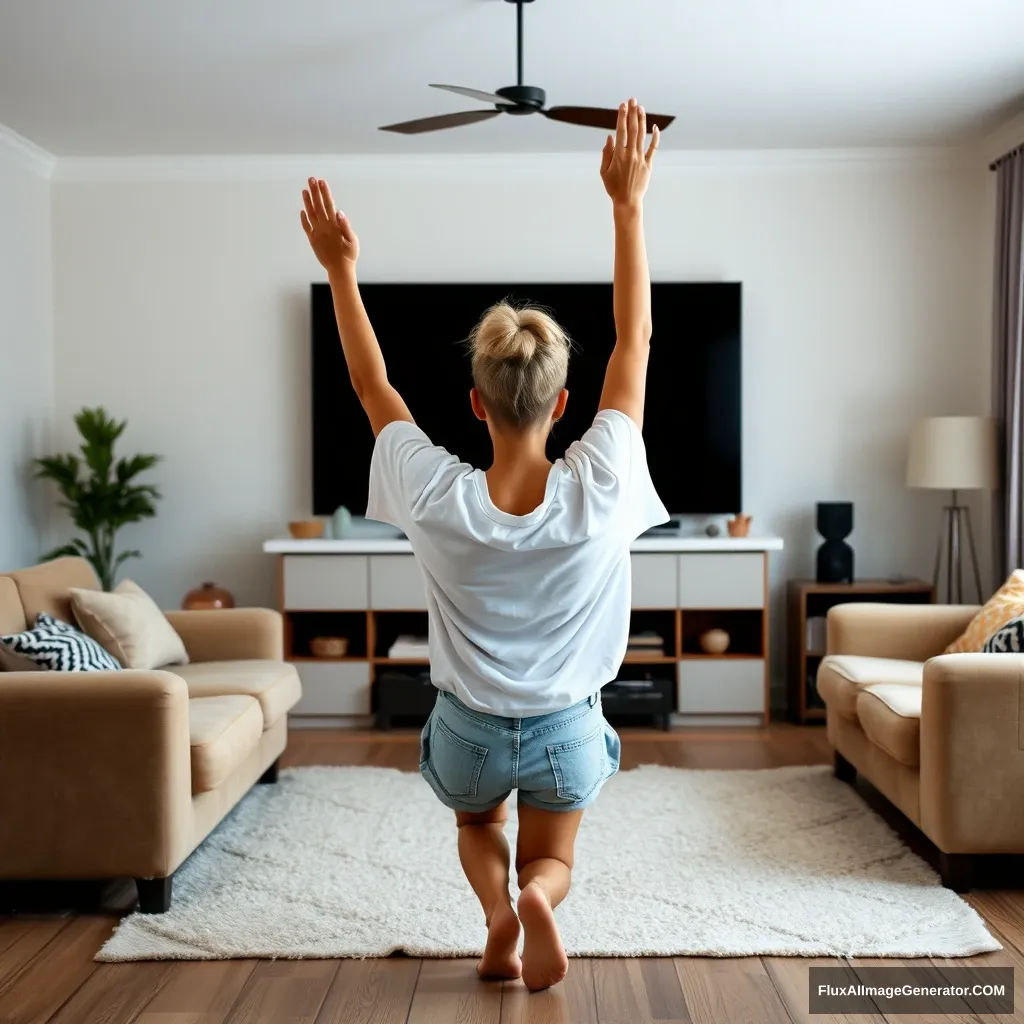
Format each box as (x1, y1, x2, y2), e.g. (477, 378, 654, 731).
(495, 84, 546, 113)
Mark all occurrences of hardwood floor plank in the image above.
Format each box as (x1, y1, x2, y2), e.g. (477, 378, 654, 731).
(846, 958, 976, 1024)
(500, 961, 598, 1024)
(135, 960, 258, 1024)
(315, 957, 420, 1024)
(762, 957, 886, 1024)
(640, 958, 690, 1021)
(48, 962, 174, 1024)
(0, 914, 114, 1024)
(563, 958, 598, 1023)
(674, 957, 793, 1024)
(593, 959, 654, 1023)
(406, 959, 502, 1024)
(223, 960, 339, 1024)
(0, 917, 71, 989)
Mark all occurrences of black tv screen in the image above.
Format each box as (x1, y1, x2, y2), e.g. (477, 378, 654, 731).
(311, 282, 741, 517)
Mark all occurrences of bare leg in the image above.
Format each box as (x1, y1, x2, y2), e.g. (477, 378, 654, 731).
(515, 803, 584, 992)
(455, 803, 521, 980)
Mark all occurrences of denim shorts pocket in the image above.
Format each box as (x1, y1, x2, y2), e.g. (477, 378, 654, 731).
(426, 715, 489, 799)
(547, 726, 606, 803)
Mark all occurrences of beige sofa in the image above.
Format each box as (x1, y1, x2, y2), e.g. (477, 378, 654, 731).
(818, 601, 1024, 891)
(0, 558, 301, 912)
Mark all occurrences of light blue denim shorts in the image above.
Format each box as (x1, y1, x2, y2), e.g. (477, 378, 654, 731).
(419, 689, 621, 813)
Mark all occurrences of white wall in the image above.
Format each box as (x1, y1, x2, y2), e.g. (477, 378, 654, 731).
(51, 151, 990, 697)
(0, 133, 54, 572)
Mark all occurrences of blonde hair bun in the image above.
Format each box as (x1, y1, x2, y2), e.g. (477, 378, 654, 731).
(469, 301, 571, 428)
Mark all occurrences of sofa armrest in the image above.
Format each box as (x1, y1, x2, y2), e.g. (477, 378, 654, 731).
(0, 670, 193, 878)
(164, 608, 283, 662)
(826, 603, 977, 661)
(920, 653, 1024, 853)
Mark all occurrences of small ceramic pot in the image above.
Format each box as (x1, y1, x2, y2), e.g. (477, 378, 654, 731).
(699, 628, 731, 654)
(727, 514, 752, 538)
(182, 582, 236, 610)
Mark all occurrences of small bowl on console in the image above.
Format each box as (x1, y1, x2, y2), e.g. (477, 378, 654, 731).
(288, 519, 325, 540)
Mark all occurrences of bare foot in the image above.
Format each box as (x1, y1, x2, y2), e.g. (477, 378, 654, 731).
(478, 902, 522, 980)
(517, 881, 568, 992)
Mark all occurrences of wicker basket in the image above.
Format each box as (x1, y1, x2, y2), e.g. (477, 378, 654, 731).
(310, 636, 349, 658)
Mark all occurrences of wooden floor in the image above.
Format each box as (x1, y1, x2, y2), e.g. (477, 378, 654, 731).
(1, 725, 1022, 1024)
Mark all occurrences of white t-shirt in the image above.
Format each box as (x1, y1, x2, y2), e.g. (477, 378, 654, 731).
(366, 409, 669, 717)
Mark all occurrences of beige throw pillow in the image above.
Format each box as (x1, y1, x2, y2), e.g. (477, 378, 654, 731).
(70, 579, 189, 670)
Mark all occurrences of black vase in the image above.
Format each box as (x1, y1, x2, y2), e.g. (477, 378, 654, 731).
(816, 502, 854, 583)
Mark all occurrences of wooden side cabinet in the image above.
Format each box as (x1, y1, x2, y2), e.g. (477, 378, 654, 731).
(786, 579, 934, 723)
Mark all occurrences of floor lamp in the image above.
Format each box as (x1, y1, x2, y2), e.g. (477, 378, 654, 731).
(906, 416, 998, 603)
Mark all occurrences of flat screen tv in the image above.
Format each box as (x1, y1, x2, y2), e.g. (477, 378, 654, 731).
(311, 282, 741, 518)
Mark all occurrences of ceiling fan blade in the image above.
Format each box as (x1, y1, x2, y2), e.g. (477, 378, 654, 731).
(379, 109, 503, 135)
(544, 106, 676, 131)
(430, 84, 510, 106)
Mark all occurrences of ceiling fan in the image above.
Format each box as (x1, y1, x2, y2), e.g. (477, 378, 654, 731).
(379, 0, 676, 135)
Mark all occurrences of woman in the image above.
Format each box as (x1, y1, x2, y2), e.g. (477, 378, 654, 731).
(301, 97, 666, 992)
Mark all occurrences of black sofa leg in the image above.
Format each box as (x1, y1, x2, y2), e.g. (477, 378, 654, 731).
(136, 875, 173, 914)
(258, 758, 280, 784)
(833, 750, 856, 785)
(939, 852, 973, 892)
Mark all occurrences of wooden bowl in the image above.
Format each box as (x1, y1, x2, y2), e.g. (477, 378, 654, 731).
(288, 519, 325, 539)
(310, 636, 349, 658)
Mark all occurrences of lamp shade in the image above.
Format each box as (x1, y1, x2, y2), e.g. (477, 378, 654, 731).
(906, 416, 998, 490)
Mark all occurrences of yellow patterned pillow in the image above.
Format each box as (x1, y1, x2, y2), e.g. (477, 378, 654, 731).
(944, 570, 1024, 653)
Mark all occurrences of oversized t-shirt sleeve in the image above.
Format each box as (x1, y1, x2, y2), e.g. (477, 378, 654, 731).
(573, 409, 670, 538)
(366, 421, 456, 530)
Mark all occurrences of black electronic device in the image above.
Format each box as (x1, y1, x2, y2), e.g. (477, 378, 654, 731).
(312, 282, 742, 517)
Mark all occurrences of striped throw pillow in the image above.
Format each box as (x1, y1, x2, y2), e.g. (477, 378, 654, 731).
(1, 612, 122, 671)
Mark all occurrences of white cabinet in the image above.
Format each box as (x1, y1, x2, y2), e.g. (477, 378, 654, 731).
(283, 555, 368, 610)
(292, 661, 371, 715)
(677, 660, 765, 714)
(369, 555, 427, 610)
(678, 553, 764, 609)
(630, 554, 678, 608)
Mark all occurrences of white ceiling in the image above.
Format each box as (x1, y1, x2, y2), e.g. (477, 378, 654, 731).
(1, 0, 1022, 157)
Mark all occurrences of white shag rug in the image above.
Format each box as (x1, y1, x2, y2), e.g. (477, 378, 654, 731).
(97, 764, 1000, 962)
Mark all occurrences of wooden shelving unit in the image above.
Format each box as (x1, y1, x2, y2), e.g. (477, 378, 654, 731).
(786, 578, 934, 724)
(268, 537, 783, 727)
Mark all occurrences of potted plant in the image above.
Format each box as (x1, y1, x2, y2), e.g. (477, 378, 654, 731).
(36, 407, 161, 591)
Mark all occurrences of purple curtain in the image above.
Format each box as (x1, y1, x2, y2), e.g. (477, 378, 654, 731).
(992, 147, 1024, 578)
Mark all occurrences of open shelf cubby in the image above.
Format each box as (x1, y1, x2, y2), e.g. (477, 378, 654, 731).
(372, 610, 430, 662)
(285, 610, 368, 660)
(680, 609, 764, 657)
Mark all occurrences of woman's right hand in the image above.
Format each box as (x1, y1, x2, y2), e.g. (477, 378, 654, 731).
(600, 98, 659, 211)
(301, 177, 360, 275)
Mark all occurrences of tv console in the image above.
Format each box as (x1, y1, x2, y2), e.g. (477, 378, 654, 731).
(263, 535, 783, 729)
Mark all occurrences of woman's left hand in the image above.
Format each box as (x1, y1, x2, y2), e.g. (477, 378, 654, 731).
(301, 177, 360, 272)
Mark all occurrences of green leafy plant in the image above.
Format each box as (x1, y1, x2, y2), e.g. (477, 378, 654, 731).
(35, 407, 161, 591)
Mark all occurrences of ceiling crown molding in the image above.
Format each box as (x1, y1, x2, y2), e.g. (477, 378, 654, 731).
(52, 146, 977, 183)
(0, 123, 56, 178)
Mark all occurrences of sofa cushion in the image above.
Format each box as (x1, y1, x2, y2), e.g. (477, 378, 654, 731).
(817, 655, 923, 719)
(189, 695, 264, 794)
(70, 579, 189, 670)
(0, 577, 26, 639)
(5, 557, 100, 625)
(856, 684, 922, 767)
(173, 660, 301, 729)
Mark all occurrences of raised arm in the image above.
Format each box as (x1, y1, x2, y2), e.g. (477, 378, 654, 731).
(598, 99, 659, 430)
(301, 177, 413, 437)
